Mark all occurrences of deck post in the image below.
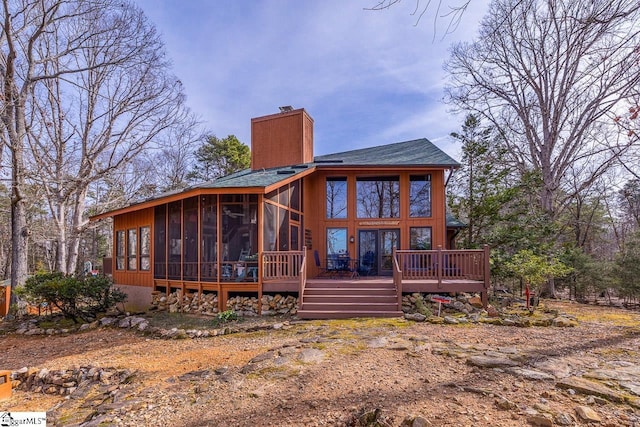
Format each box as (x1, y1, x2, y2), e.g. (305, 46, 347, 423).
(436, 246, 442, 289)
(482, 244, 490, 308)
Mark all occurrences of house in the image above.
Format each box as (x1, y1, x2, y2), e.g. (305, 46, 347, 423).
(92, 108, 489, 318)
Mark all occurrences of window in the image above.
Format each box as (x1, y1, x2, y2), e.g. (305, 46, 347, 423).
(127, 229, 137, 270)
(410, 175, 432, 217)
(290, 180, 300, 211)
(410, 227, 432, 250)
(327, 228, 347, 255)
(357, 177, 400, 218)
(116, 230, 125, 270)
(278, 208, 289, 250)
(326, 177, 347, 218)
(140, 226, 151, 271)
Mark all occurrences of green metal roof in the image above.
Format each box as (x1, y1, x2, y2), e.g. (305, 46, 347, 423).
(93, 137, 460, 219)
(313, 138, 460, 168)
(198, 165, 312, 189)
(190, 138, 459, 190)
(446, 212, 466, 228)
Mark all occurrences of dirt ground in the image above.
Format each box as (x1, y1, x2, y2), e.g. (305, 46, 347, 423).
(2, 300, 640, 426)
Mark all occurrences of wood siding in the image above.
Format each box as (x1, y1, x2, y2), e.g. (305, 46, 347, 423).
(113, 207, 154, 288)
(303, 168, 449, 278)
(251, 108, 314, 170)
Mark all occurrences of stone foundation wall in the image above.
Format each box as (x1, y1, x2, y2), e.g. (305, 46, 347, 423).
(150, 291, 298, 317)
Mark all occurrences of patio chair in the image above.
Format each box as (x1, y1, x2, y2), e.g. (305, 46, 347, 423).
(358, 251, 375, 276)
(313, 250, 331, 277)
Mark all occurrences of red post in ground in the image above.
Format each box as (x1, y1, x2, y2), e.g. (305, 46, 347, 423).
(0, 285, 10, 317)
(0, 370, 11, 401)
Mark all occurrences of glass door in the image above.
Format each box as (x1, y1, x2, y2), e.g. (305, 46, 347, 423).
(379, 229, 400, 275)
(358, 229, 399, 276)
(358, 230, 378, 276)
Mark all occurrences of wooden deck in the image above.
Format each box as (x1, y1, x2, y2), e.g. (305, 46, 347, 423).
(151, 247, 490, 317)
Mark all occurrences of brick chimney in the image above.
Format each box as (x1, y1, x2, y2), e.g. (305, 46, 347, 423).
(251, 108, 314, 170)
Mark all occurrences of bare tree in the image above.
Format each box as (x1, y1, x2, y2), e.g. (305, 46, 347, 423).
(366, 0, 471, 39)
(147, 119, 202, 193)
(447, 0, 640, 220)
(445, 0, 640, 295)
(0, 0, 189, 280)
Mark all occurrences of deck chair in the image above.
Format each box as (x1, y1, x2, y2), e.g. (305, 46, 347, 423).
(313, 250, 331, 277)
(358, 251, 375, 276)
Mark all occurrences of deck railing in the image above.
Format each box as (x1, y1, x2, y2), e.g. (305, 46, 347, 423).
(262, 250, 305, 282)
(395, 245, 490, 287)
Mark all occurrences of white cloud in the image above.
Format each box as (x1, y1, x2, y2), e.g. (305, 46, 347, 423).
(135, 0, 489, 157)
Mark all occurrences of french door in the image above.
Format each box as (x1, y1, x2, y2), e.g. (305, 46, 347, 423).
(358, 229, 400, 276)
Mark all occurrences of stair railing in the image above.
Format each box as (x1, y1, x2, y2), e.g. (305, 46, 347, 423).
(298, 246, 307, 309)
(392, 247, 403, 311)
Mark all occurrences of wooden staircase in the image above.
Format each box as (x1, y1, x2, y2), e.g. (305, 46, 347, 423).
(297, 279, 403, 319)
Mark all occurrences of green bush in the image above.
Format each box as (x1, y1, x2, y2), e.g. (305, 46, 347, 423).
(21, 273, 126, 323)
(414, 297, 433, 317)
(215, 309, 238, 323)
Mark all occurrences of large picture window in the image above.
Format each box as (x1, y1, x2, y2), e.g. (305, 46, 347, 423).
(410, 175, 432, 217)
(326, 177, 347, 219)
(357, 176, 400, 218)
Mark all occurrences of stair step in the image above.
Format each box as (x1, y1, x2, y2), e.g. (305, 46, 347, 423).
(300, 279, 400, 319)
(303, 295, 397, 304)
(305, 283, 394, 289)
(301, 302, 399, 311)
(297, 310, 404, 319)
(303, 288, 397, 296)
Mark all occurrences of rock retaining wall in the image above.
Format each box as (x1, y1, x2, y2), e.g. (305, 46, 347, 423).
(10, 366, 133, 396)
(150, 291, 298, 316)
(402, 292, 483, 315)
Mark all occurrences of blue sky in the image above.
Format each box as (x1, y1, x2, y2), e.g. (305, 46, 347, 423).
(134, 0, 490, 158)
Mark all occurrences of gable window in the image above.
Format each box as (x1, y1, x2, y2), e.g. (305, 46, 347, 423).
(357, 176, 399, 218)
(116, 230, 125, 270)
(410, 175, 431, 217)
(326, 177, 347, 219)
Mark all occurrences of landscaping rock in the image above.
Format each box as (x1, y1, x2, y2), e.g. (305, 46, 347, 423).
(575, 405, 602, 423)
(557, 376, 624, 402)
(467, 355, 520, 368)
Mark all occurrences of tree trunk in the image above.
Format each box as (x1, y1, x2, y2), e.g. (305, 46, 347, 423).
(66, 187, 89, 275)
(54, 204, 68, 274)
(10, 142, 29, 289)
